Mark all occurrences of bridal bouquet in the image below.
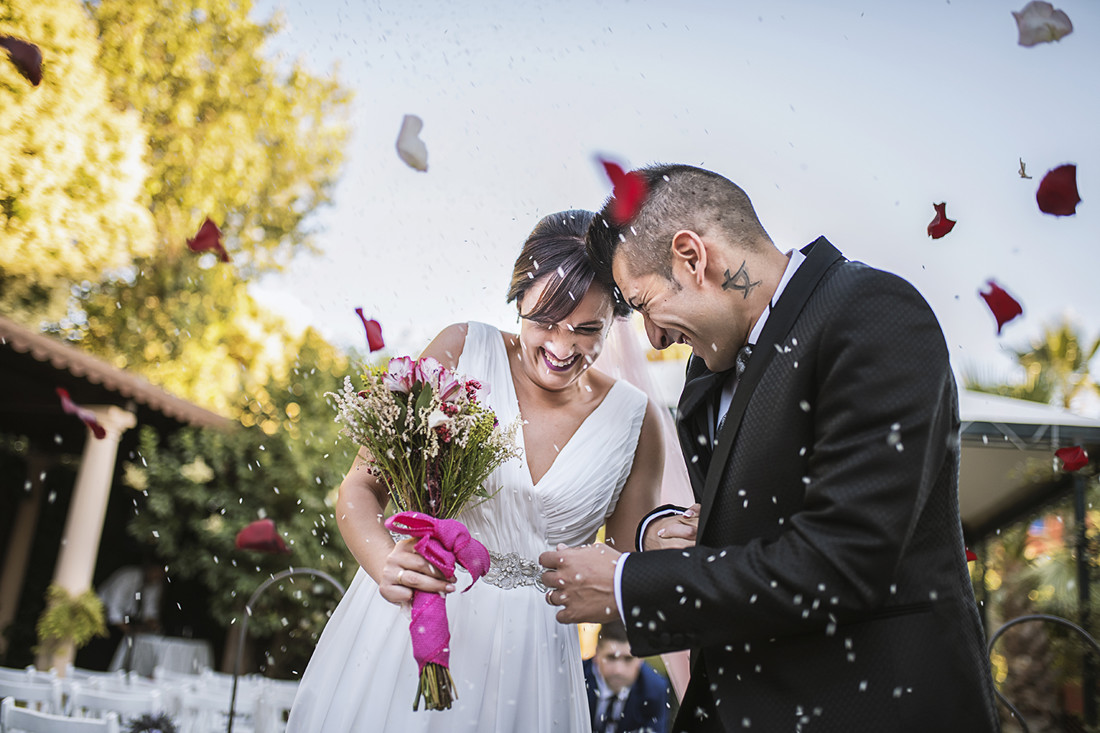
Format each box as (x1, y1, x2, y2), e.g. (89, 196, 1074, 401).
(330, 355, 521, 710)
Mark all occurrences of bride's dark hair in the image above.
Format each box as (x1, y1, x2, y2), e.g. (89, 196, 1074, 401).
(506, 209, 630, 323)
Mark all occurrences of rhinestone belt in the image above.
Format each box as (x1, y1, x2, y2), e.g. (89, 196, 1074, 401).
(390, 532, 545, 591)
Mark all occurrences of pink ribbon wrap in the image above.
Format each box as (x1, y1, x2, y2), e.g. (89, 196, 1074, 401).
(384, 512, 491, 671)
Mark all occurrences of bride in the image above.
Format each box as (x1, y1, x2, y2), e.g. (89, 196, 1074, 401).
(287, 210, 664, 732)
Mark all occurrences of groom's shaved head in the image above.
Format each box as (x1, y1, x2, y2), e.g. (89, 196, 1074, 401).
(586, 164, 772, 291)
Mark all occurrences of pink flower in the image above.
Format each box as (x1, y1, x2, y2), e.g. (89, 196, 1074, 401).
(415, 356, 446, 386)
(383, 356, 416, 393)
(464, 378, 488, 403)
(1012, 1, 1073, 47)
(436, 374, 462, 403)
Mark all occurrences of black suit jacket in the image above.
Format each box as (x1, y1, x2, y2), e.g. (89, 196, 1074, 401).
(583, 658, 671, 733)
(621, 238, 1000, 732)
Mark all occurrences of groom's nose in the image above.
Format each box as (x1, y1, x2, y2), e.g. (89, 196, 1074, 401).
(642, 315, 670, 350)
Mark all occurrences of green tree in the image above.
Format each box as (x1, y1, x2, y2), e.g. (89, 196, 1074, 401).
(124, 329, 362, 675)
(55, 0, 351, 418)
(0, 0, 154, 322)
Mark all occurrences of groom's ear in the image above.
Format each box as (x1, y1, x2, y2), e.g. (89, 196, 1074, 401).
(671, 230, 707, 287)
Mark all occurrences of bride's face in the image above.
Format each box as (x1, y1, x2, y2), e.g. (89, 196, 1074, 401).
(515, 277, 614, 392)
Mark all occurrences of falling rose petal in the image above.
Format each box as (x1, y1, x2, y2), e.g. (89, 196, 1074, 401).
(235, 518, 291, 554)
(395, 114, 428, 172)
(1055, 445, 1088, 472)
(965, 548, 977, 562)
(598, 158, 648, 225)
(355, 308, 385, 352)
(186, 217, 230, 262)
(979, 280, 1023, 335)
(1012, 1, 1073, 47)
(1018, 158, 1032, 179)
(926, 202, 956, 239)
(0, 35, 43, 86)
(55, 388, 106, 439)
(1036, 164, 1081, 216)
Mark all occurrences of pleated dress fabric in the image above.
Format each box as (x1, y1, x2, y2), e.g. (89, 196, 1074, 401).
(287, 321, 647, 732)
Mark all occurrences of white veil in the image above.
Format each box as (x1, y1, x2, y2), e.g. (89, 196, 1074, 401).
(598, 316, 693, 701)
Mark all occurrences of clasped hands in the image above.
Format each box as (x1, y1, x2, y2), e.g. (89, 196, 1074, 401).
(539, 504, 699, 623)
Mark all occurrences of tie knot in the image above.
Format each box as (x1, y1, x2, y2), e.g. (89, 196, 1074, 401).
(735, 344, 753, 377)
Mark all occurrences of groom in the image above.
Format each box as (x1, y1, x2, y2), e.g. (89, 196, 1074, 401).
(540, 164, 1000, 731)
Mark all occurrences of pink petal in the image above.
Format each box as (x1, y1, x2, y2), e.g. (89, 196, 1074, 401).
(1055, 445, 1088, 472)
(235, 518, 291, 554)
(978, 280, 1023, 335)
(598, 158, 648, 225)
(355, 308, 385, 352)
(927, 202, 956, 239)
(56, 388, 106, 439)
(1013, 1, 1073, 47)
(0, 35, 43, 86)
(1036, 164, 1081, 216)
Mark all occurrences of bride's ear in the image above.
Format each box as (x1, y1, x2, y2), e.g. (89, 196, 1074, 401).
(671, 230, 706, 286)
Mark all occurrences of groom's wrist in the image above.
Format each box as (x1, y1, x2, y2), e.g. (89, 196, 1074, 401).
(635, 506, 686, 551)
(613, 552, 630, 625)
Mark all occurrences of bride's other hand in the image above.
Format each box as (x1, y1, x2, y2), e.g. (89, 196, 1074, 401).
(642, 503, 700, 551)
(379, 538, 457, 605)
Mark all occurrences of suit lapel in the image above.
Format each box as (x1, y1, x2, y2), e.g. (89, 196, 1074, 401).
(696, 237, 845, 536)
(675, 356, 730, 494)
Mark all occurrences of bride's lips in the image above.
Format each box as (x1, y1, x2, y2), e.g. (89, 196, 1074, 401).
(541, 349, 579, 373)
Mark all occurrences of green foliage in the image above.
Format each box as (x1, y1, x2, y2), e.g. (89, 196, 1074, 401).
(35, 584, 107, 652)
(124, 330, 359, 674)
(0, 0, 154, 322)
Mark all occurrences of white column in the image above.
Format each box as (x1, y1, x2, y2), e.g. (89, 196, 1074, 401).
(41, 405, 136, 671)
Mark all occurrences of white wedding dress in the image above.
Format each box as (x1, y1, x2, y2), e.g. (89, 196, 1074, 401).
(287, 321, 647, 732)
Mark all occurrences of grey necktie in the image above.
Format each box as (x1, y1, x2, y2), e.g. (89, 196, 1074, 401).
(734, 344, 754, 377)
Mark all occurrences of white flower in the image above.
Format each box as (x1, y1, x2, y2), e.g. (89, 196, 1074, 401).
(395, 114, 428, 172)
(427, 408, 450, 430)
(1012, 1, 1073, 47)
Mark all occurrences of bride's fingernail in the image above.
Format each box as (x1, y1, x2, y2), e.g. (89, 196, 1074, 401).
(657, 529, 666, 537)
(557, 543, 567, 550)
(684, 509, 695, 518)
(445, 584, 455, 592)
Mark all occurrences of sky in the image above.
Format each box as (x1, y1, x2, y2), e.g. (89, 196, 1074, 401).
(247, 0, 1099, 403)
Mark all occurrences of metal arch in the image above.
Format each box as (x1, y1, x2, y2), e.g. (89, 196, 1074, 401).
(226, 568, 346, 733)
(987, 613, 1100, 733)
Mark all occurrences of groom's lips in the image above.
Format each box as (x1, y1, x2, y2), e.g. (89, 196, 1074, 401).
(541, 349, 579, 373)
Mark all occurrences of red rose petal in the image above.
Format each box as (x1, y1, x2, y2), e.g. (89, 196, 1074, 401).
(235, 518, 291, 554)
(355, 308, 385, 352)
(598, 158, 649, 225)
(965, 547, 977, 562)
(186, 217, 230, 262)
(927, 202, 956, 239)
(1055, 445, 1088, 472)
(55, 387, 107, 439)
(978, 280, 1023, 335)
(0, 35, 43, 86)
(1036, 164, 1081, 216)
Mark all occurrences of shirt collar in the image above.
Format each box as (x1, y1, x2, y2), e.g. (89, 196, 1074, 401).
(746, 247, 806, 346)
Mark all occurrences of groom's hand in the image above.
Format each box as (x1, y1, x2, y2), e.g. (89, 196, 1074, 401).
(539, 543, 619, 624)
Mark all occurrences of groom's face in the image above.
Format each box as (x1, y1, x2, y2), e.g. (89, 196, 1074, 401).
(612, 249, 737, 372)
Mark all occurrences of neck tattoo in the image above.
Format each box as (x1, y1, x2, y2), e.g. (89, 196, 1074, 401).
(722, 260, 761, 299)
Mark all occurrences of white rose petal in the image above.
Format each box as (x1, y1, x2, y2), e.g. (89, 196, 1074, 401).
(395, 114, 429, 171)
(1012, 1, 1073, 47)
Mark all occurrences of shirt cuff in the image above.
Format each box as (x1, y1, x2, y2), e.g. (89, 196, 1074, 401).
(635, 507, 686, 551)
(614, 551, 630, 625)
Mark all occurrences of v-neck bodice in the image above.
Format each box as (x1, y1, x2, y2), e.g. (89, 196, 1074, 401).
(455, 322, 648, 559)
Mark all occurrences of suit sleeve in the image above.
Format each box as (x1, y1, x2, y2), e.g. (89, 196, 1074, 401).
(620, 271, 957, 655)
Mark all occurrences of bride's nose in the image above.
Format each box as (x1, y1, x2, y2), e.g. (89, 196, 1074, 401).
(542, 326, 575, 357)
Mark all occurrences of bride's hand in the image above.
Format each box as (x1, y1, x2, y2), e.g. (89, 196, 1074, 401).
(642, 504, 700, 551)
(379, 538, 456, 605)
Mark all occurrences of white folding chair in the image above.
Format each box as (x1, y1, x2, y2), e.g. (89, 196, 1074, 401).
(1, 697, 120, 733)
(178, 683, 257, 733)
(0, 667, 47, 684)
(254, 680, 298, 733)
(0, 677, 62, 714)
(64, 683, 161, 725)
